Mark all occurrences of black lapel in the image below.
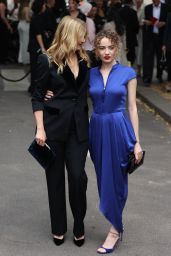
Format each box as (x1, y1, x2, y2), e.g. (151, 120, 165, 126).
(77, 60, 89, 93)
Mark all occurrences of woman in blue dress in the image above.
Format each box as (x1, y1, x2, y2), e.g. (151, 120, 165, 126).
(89, 30, 143, 254)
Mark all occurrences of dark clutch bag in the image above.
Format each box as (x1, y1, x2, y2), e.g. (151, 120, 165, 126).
(125, 150, 145, 174)
(28, 140, 56, 170)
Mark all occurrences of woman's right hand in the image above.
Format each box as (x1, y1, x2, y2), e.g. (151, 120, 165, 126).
(143, 19, 152, 26)
(35, 127, 47, 146)
(44, 90, 54, 101)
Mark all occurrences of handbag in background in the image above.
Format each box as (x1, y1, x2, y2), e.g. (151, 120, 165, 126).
(159, 50, 167, 72)
(28, 140, 56, 170)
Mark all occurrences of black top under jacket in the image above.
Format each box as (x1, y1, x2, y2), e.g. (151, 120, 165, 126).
(28, 13, 46, 53)
(32, 54, 90, 142)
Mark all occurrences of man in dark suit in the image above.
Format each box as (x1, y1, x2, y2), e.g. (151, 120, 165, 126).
(120, 0, 139, 66)
(143, 0, 169, 85)
(165, 0, 171, 9)
(162, 12, 171, 92)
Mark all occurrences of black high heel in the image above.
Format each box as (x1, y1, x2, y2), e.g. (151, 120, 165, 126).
(73, 236, 85, 247)
(53, 235, 65, 246)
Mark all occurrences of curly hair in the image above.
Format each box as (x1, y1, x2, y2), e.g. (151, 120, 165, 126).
(94, 30, 120, 50)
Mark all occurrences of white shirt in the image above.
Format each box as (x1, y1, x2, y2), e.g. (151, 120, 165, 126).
(153, 3, 161, 34)
(83, 17, 96, 51)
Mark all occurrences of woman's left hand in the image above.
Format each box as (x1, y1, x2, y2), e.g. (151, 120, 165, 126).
(134, 142, 143, 164)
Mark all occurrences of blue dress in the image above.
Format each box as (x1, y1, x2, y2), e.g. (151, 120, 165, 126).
(89, 63, 137, 233)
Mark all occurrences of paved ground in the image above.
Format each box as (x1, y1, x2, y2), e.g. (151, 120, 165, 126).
(0, 66, 171, 256)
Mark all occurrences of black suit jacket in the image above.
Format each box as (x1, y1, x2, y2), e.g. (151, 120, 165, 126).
(28, 14, 45, 53)
(32, 54, 89, 142)
(163, 13, 171, 51)
(144, 3, 169, 42)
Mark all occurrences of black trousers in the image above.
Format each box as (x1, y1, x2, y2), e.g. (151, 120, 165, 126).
(0, 24, 9, 63)
(166, 50, 171, 81)
(143, 33, 163, 81)
(45, 130, 88, 237)
(127, 46, 136, 66)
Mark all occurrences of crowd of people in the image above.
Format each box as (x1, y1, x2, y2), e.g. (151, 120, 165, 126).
(0, 0, 171, 91)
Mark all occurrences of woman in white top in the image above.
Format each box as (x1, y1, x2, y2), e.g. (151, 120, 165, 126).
(134, 0, 144, 76)
(17, 0, 30, 64)
(79, 2, 96, 51)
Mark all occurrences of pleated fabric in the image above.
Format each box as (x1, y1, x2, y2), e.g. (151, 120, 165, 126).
(89, 63, 137, 233)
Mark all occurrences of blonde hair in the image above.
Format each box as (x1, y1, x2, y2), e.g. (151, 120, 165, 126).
(47, 16, 90, 73)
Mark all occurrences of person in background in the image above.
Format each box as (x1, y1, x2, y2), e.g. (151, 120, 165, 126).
(53, 0, 66, 23)
(7, 0, 20, 63)
(28, 0, 47, 95)
(0, 0, 13, 64)
(104, 7, 127, 65)
(162, 12, 171, 92)
(42, 0, 57, 49)
(31, 16, 90, 247)
(61, 0, 86, 22)
(8, 0, 19, 23)
(80, 1, 97, 66)
(142, 0, 169, 86)
(120, 0, 139, 66)
(88, 1, 97, 20)
(106, 0, 122, 18)
(89, 29, 143, 254)
(17, 0, 30, 64)
(79, 2, 96, 52)
(134, 0, 144, 77)
(94, 0, 107, 32)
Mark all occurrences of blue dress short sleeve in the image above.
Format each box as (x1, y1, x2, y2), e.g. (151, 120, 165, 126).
(89, 63, 137, 233)
(127, 67, 137, 81)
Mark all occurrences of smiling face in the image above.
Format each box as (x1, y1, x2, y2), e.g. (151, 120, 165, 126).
(96, 37, 117, 64)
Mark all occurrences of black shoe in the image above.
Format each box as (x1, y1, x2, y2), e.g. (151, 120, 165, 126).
(73, 236, 85, 247)
(158, 77, 163, 83)
(143, 78, 151, 87)
(53, 236, 65, 246)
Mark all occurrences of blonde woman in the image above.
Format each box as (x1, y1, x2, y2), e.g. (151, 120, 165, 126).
(31, 16, 90, 247)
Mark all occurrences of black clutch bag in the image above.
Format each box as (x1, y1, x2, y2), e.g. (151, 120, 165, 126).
(125, 150, 145, 174)
(28, 140, 56, 170)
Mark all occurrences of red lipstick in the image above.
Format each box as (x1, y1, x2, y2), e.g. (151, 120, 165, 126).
(104, 56, 111, 60)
